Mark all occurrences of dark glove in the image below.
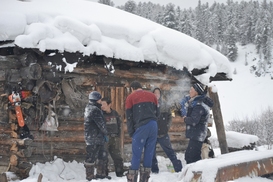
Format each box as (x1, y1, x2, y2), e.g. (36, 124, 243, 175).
(104, 135, 109, 142)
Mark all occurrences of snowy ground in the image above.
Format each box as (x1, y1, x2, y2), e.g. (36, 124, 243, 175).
(6, 146, 273, 182)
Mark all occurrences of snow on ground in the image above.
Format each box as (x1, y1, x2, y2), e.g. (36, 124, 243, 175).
(5, 132, 272, 182)
(6, 145, 273, 182)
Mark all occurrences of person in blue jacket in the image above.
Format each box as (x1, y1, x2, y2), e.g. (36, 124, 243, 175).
(180, 83, 213, 164)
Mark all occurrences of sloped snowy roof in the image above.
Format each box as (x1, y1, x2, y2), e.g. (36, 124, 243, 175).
(0, 0, 232, 84)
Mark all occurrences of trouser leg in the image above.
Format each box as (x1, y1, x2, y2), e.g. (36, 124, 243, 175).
(143, 121, 157, 168)
(130, 120, 157, 170)
(185, 139, 203, 164)
(158, 134, 182, 172)
(108, 137, 124, 176)
(151, 142, 159, 173)
(96, 144, 109, 179)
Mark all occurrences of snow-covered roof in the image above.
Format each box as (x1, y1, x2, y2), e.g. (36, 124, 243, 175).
(0, 0, 232, 84)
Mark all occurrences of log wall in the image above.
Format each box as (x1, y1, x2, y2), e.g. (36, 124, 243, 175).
(0, 47, 190, 178)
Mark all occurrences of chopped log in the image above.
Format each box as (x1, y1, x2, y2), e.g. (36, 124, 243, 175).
(10, 142, 18, 152)
(10, 154, 18, 166)
(11, 131, 18, 138)
(11, 123, 18, 131)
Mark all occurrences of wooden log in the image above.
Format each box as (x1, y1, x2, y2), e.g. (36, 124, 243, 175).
(37, 173, 43, 182)
(0, 157, 10, 167)
(10, 142, 18, 152)
(10, 155, 18, 166)
(209, 88, 229, 154)
(0, 145, 10, 156)
(215, 157, 273, 182)
(20, 63, 42, 80)
(0, 173, 8, 182)
(0, 70, 5, 81)
(6, 69, 23, 83)
(0, 54, 26, 69)
(0, 138, 33, 146)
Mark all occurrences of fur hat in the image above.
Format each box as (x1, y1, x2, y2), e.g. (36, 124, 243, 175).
(89, 91, 101, 101)
(193, 83, 205, 95)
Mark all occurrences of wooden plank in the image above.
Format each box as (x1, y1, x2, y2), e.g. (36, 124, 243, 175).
(215, 157, 273, 182)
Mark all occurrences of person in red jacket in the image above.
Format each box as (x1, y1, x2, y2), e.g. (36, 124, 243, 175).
(125, 81, 160, 182)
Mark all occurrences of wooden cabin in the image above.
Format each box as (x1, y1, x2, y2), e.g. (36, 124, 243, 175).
(0, 45, 230, 179)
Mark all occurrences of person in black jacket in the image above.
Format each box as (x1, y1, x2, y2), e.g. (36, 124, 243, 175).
(84, 91, 109, 181)
(125, 81, 160, 182)
(101, 97, 124, 177)
(180, 83, 213, 164)
(151, 88, 182, 173)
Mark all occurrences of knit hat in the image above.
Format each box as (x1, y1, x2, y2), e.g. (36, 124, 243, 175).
(152, 87, 161, 93)
(89, 91, 102, 101)
(192, 83, 205, 95)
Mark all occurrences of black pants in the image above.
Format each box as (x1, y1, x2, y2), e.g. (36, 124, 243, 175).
(85, 144, 108, 163)
(185, 139, 203, 164)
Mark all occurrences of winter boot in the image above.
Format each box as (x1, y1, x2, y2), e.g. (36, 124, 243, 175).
(139, 167, 151, 182)
(84, 162, 95, 181)
(115, 163, 125, 177)
(126, 169, 138, 182)
(172, 159, 182, 172)
(96, 160, 111, 179)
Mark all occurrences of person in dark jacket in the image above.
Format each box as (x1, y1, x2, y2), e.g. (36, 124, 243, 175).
(180, 83, 213, 164)
(84, 91, 109, 181)
(151, 88, 182, 173)
(125, 81, 160, 182)
(101, 97, 124, 177)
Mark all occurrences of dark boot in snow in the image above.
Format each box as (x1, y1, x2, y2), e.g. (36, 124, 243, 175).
(139, 167, 151, 182)
(84, 162, 95, 181)
(172, 159, 182, 172)
(126, 169, 138, 182)
(115, 164, 125, 177)
(96, 160, 111, 179)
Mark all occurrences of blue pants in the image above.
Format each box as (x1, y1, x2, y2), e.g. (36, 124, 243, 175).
(130, 120, 157, 170)
(152, 134, 182, 172)
(185, 139, 203, 164)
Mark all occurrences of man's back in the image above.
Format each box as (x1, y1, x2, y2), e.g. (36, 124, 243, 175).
(125, 90, 159, 137)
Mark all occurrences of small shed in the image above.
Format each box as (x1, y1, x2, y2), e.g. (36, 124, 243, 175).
(0, 0, 232, 179)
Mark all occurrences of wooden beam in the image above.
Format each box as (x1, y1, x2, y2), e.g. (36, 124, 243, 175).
(215, 157, 273, 182)
(209, 88, 229, 154)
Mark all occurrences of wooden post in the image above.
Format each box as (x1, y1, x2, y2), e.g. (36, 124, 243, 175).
(209, 88, 229, 154)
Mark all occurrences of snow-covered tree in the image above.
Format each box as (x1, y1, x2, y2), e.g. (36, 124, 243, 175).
(225, 25, 238, 62)
(162, 3, 177, 30)
(98, 0, 114, 6)
(124, 0, 137, 14)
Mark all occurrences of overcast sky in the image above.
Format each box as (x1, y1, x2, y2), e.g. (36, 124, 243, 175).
(90, 0, 272, 9)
